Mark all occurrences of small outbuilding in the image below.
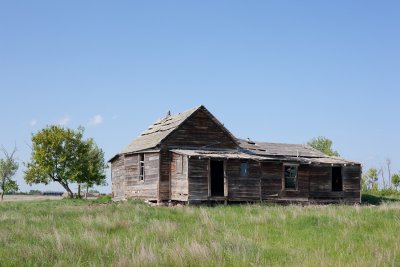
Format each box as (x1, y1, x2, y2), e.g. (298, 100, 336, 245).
(110, 106, 361, 204)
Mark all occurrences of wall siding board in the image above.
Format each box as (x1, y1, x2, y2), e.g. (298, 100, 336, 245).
(261, 162, 282, 198)
(122, 152, 160, 201)
(159, 150, 171, 201)
(343, 165, 362, 203)
(309, 166, 332, 193)
(170, 153, 189, 201)
(226, 159, 261, 201)
(184, 158, 362, 204)
(163, 109, 237, 149)
(111, 156, 125, 199)
(188, 158, 209, 201)
(124, 154, 139, 187)
(113, 150, 362, 204)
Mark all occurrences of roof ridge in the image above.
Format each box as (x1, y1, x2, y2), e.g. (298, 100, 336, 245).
(119, 105, 203, 154)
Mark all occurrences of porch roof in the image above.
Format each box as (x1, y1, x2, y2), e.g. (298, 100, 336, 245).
(171, 149, 360, 166)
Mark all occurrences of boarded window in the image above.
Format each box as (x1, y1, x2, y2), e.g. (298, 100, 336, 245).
(240, 162, 248, 177)
(176, 155, 183, 174)
(139, 153, 145, 181)
(284, 165, 298, 190)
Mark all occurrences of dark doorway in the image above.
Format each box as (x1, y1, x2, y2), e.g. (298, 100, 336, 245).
(332, 167, 343, 192)
(210, 160, 224, 196)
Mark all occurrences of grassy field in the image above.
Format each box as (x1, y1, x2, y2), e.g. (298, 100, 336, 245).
(1, 197, 399, 267)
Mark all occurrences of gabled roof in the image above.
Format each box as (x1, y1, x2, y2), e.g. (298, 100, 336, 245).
(121, 106, 200, 154)
(238, 139, 327, 158)
(120, 105, 238, 154)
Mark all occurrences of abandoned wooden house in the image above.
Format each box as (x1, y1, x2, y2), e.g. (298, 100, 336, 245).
(110, 105, 361, 204)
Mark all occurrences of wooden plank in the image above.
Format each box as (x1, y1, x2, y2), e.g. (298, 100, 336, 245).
(158, 150, 171, 201)
(188, 158, 209, 201)
(163, 108, 237, 149)
(170, 153, 189, 202)
(343, 165, 362, 203)
(122, 152, 160, 201)
(111, 155, 125, 198)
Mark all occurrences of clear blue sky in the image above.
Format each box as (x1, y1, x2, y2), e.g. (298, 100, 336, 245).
(1, 1, 399, 192)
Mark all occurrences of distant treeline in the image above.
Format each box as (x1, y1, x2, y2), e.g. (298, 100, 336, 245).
(363, 159, 400, 196)
(5, 189, 102, 196)
(5, 190, 64, 196)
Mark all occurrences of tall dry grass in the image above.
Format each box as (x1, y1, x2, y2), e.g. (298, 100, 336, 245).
(0, 199, 399, 266)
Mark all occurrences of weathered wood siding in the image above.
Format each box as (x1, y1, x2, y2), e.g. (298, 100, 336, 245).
(227, 159, 261, 201)
(113, 153, 361, 204)
(188, 158, 209, 201)
(170, 153, 189, 201)
(227, 162, 312, 201)
(260, 163, 311, 200)
(163, 108, 237, 149)
(302, 165, 343, 201)
(307, 165, 361, 203)
(159, 150, 171, 201)
(111, 156, 125, 199)
(309, 165, 332, 193)
(124, 152, 160, 201)
(260, 162, 282, 199)
(187, 160, 362, 203)
(343, 165, 362, 203)
(124, 154, 139, 187)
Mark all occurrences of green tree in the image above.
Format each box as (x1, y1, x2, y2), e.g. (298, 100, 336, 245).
(392, 174, 400, 190)
(76, 139, 108, 198)
(29, 189, 42, 195)
(307, 136, 340, 157)
(24, 125, 108, 198)
(0, 146, 19, 201)
(361, 175, 368, 192)
(363, 168, 379, 190)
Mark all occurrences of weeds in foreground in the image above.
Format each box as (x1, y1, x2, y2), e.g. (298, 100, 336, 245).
(0, 199, 399, 266)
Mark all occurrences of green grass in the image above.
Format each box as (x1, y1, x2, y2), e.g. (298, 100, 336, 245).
(1, 198, 400, 267)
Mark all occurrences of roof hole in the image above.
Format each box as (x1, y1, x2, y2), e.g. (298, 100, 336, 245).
(247, 138, 256, 145)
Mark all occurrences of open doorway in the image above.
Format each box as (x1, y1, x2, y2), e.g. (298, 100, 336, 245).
(332, 167, 343, 192)
(210, 160, 224, 196)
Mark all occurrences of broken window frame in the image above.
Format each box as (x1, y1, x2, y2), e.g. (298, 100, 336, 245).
(176, 155, 183, 174)
(240, 161, 249, 177)
(283, 164, 298, 191)
(139, 153, 145, 182)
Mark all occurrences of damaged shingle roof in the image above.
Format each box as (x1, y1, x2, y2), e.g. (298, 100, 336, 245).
(121, 106, 201, 153)
(172, 149, 358, 165)
(237, 139, 327, 158)
(238, 139, 360, 164)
